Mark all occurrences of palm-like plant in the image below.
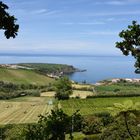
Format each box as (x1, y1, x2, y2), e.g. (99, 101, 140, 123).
(108, 100, 140, 140)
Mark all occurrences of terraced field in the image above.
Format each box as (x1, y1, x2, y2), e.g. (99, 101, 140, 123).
(0, 97, 54, 124)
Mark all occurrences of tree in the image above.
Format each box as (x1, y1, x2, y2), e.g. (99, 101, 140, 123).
(0, 1, 19, 39)
(82, 115, 103, 135)
(116, 21, 140, 73)
(25, 109, 83, 140)
(54, 76, 73, 100)
(108, 100, 140, 140)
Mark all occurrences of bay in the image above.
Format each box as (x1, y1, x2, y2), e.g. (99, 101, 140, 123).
(0, 54, 140, 83)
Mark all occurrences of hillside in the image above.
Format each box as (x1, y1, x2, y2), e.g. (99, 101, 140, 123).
(0, 67, 54, 85)
(18, 63, 78, 75)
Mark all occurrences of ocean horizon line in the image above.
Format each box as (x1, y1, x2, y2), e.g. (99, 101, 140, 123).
(0, 53, 129, 58)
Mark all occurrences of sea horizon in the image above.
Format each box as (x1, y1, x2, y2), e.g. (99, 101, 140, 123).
(0, 53, 125, 58)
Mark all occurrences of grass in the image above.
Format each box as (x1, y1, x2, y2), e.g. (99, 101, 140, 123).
(0, 97, 54, 124)
(0, 68, 54, 85)
(60, 96, 140, 115)
(95, 83, 140, 94)
(66, 132, 85, 140)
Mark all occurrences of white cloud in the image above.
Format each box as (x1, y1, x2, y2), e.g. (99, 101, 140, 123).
(61, 22, 75, 25)
(106, 1, 125, 5)
(106, 17, 127, 22)
(95, 1, 125, 5)
(95, 0, 140, 5)
(56, 10, 140, 18)
(30, 9, 59, 16)
(31, 9, 47, 14)
(78, 22, 105, 25)
(81, 31, 118, 35)
(61, 21, 105, 25)
(85, 10, 140, 16)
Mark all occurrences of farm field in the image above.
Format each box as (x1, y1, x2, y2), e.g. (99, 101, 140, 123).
(0, 94, 140, 125)
(0, 97, 54, 125)
(41, 90, 94, 99)
(60, 96, 140, 115)
(95, 83, 140, 95)
(72, 83, 93, 90)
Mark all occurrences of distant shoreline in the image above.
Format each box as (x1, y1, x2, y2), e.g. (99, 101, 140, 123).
(95, 78, 140, 86)
(0, 55, 139, 84)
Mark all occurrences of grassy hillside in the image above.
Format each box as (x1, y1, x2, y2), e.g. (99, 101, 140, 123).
(0, 68, 54, 85)
(18, 63, 78, 75)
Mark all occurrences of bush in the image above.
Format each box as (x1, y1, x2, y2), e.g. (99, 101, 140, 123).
(4, 124, 26, 140)
(82, 116, 103, 135)
(94, 112, 114, 126)
(100, 117, 140, 140)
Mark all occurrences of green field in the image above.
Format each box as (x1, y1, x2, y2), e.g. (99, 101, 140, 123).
(95, 83, 140, 95)
(60, 96, 140, 115)
(0, 68, 54, 85)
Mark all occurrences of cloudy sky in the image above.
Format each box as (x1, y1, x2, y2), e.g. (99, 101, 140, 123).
(0, 0, 140, 55)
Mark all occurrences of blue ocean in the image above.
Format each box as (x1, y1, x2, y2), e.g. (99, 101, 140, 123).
(0, 54, 140, 83)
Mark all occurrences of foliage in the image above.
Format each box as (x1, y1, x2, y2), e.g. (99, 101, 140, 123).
(0, 1, 19, 38)
(108, 100, 140, 140)
(55, 77, 73, 100)
(25, 109, 83, 140)
(94, 112, 114, 126)
(100, 118, 140, 140)
(0, 81, 43, 99)
(3, 124, 26, 140)
(116, 21, 140, 73)
(82, 115, 103, 135)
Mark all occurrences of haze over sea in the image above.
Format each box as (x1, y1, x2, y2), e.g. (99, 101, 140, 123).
(0, 54, 140, 84)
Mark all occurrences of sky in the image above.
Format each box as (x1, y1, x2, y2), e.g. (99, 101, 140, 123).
(0, 0, 140, 56)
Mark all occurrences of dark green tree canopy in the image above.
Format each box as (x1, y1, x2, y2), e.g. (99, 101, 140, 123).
(116, 21, 140, 73)
(55, 76, 73, 100)
(0, 1, 19, 39)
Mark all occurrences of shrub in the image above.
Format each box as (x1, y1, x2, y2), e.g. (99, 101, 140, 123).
(94, 112, 114, 126)
(100, 119, 140, 140)
(82, 116, 103, 135)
